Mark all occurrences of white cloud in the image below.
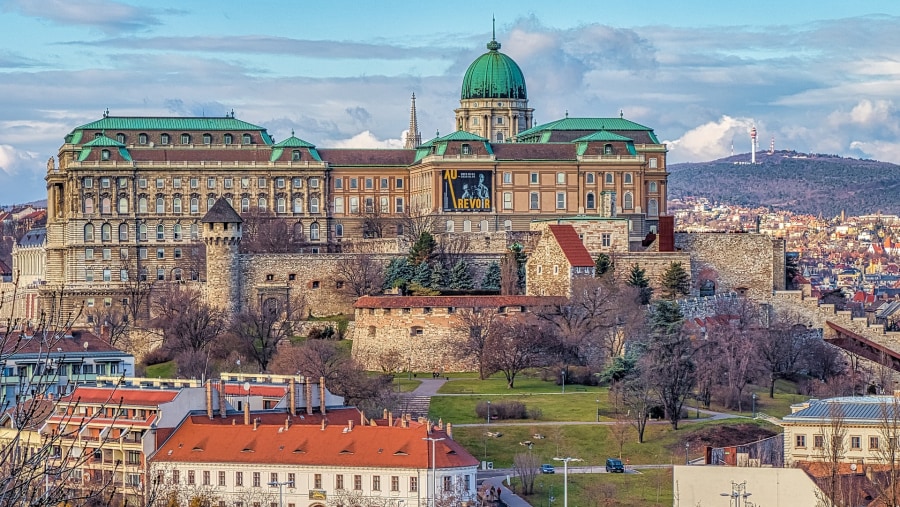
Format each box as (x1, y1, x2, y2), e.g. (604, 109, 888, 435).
(0, 144, 40, 176)
(664, 116, 757, 163)
(329, 131, 404, 149)
(849, 140, 900, 164)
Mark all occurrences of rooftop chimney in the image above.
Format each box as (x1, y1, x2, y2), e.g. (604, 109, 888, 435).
(360, 411, 366, 426)
(388, 412, 393, 426)
(447, 422, 453, 439)
(244, 400, 250, 426)
(205, 381, 213, 419)
(285, 417, 290, 431)
(289, 378, 296, 417)
(218, 381, 226, 418)
(305, 379, 313, 415)
(319, 377, 326, 415)
(253, 418, 259, 431)
(348, 420, 354, 431)
(321, 419, 326, 431)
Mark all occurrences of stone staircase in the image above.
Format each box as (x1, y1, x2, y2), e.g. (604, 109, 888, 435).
(398, 395, 432, 419)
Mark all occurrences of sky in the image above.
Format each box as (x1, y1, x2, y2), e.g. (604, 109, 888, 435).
(2, 0, 900, 205)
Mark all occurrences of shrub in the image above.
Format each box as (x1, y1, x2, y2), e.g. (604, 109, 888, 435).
(475, 400, 528, 420)
(142, 346, 174, 366)
(308, 325, 336, 341)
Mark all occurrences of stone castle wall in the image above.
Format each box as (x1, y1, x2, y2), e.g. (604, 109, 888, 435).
(675, 232, 785, 301)
(612, 252, 693, 294)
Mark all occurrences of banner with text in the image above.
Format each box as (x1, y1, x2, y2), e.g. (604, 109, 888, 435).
(442, 169, 492, 212)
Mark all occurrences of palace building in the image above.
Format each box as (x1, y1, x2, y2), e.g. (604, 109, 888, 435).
(41, 33, 668, 318)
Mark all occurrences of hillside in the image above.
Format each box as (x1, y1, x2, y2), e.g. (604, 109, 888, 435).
(667, 151, 900, 217)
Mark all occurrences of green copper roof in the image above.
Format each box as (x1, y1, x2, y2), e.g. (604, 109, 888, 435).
(517, 117, 659, 143)
(572, 130, 633, 142)
(273, 135, 316, 148)
(413, 131, 493, 163)
(460, 38, 527, 100)
(435, 130, 490, 142)
(77, 135, 132, 162)
(68, 116, 275, 144)
(82, 135, 126, 148)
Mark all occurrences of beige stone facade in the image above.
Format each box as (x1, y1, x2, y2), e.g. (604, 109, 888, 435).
(525, 223, 595, 297)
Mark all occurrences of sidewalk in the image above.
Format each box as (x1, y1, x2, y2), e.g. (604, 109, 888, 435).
(481, 475, 531, 507)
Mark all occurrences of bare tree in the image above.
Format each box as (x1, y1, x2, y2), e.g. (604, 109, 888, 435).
(434, 233, 471, 273)
(616, 366, 654, 443)
(512, 450, 540, 495)
(397, 202, 437, 241)
(239, 210, 303, 253)
(151, 285, 228, 379)
(333, 253, 386, 298)
(230, 293, 306, 373)
(759, 309, 814, 398)
(644, 300, 696, 430)
(484, 320, 553, 389)
(814, 403, 848, 507)
(453, 308, 502, 380)
(872, 398, 900, 507)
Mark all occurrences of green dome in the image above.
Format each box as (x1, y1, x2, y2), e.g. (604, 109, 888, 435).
(460, 39, 527, 100)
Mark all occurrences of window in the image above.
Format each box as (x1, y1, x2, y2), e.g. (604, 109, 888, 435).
(624, 173, 633, 184)
(604, 144, 614, 155)
(310, 223, 320, 240)
(851, 436, 861, 450)
(138, 133, 148, 145)
(314, 474, 322, 489)
(191, 177, 199, 189)
(461, 143, 471, 155)
(556, 192, 566, 209)
(253, 472, 260, 488)
(277, 197, 286, 213)
(85, 248, 94, 260)
(605, 173, 614, 184)
(349, 178, 358, 189)
(335, 475, 344, 490)
(391, 476, 399, 492)
(396, 178, 403, 189)
(443, 476, 452, 492)
(219, 471, 226, 487)
(446, 220, 455, 233)
(258, 197, 267, 212)
(309, 197, 319, 214)
(354, 475, 362, 491)
(504, 219, 512, 231)
(120, 248, 128, 259)
(119, 223, 129, 241)
(157, 248, 165, 259)
(870, 436, 880, 449)
(335, 224, 343, 237)
(173, 470, 180, 484)
(503, 192, 512, 209)
(586, 172, 595, 184)
(480, 220, 489, 232)
(410, 477, 418, 492)
(160, 133, 170, 145)
(292, 197, 303, 213)
(623, 192, 633, 210)
(84, 224, 95, 242)
(503, 172, 512, 184)
(190, 223, 199, 240)
(380, 196, 389, 213)
(101, 149, 110, 160)
(188, 470, 195, 485)
(349, 197, 359, 214)
(602, 233, 611, 248)
(242, 198, 251, 213)
(814, 435, 824, 448)
(257, 177, 266, 188)
(472, 117, 479, 126)
(364, 197, 374, 213)
(380, 177, 389, 189)
(648, 199, 659, 216)
(156, 224, 165, 240)
(586, 192, 596, 209)
(156, 197, 165, 214)
(287, 473, 295, 487)
(372, 476, 381, 491)
(101, 223, 112, 241)
(120, 269, 128, 281)
(102, 248, 111, 260)
(530, 172, 538, 184)
(395, 197, 404, 213)
(207, 177, 216, 190)
(496, 116, 504, 124)
(557, 172, 566, 185)
(139, 224, 147, 241)
(529, 192, 539, 210)
(276, 177, 285, 189)
(173, 223, 182, 241)
(649, 181, 658, 192)
(242, 133, 252, 145)
(224, 133, 233, 145)
(649, 157, 658, 169)
(190, 198, 199, 214)
(172, 197, 182, 214)
(202, 470, 210, 486)
(181, 133, 191, 145)
(270, 473, 278, 486)
(496, 132, 503, 142)
(365, 178, 373, 190)
(235, 472, 243, 487)
(83, 197, 94, 214)
(101, 197, 112, 214)
(157, 268, 165, 281)
(85, 269, 94, 282)
(118, 197, 128, 214)
(224, 177, 233, 189)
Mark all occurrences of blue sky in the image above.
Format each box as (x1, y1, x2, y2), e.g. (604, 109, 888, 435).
(2, 0, 900, 205)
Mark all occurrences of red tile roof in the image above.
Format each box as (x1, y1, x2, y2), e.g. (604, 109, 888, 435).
(0, 329, 125, 356)
(194, 408, 361, 427)
(152, 416, 478, 469)
(491, 143, 577, 160)
(354, 295, 566, 309)
(317, 149, 417, 166)
(223, 384, 289, 397)
(547, 225, 594, 267)
(60, 387, 180, 406)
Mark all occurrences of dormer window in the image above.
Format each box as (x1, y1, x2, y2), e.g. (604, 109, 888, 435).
(224, 133, 233, 145)
(101, 149, 110, 160)
(603, 144, 614, 155)
(292, 150, 301, 161)
(181, 133, 191, 145)
(160, 133, 170, 145)
(202, 133, 212, 145)
(116, 133, 126, 144)
(461, 144, 471, 155)
(242, 134, 252, 145)
(138, 133, 148, 145)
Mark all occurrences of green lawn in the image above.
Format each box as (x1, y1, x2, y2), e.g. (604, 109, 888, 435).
(438, 373, 602, 395)
(145, 360, 177, 378)
(430, 393, 611, 424)
(510, 469, 673, 507)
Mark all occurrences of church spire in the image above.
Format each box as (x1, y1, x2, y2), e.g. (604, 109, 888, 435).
(404, 93, 421, 149)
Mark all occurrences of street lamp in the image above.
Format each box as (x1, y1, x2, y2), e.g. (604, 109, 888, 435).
(561, 369, 566, 394)
(720, 481, 752, 507)
(596, 399, 600, 423)
(268, 480, 294, 507)
(751, 393, 758, 417)
(423, 437, 446, 507)
(684, 442, 690, 465)
(486, 400, 491, 425)
(552, 456, 582, 507)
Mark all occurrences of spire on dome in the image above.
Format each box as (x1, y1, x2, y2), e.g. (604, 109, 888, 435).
(487, 17, 501, 51)
(404, 93, 422, 149)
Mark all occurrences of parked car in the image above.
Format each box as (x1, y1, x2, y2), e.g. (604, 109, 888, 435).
(605, 458, 625, 473)
(540, 464, 555, 474)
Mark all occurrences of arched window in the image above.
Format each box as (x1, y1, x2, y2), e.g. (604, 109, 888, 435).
(349, 197, 359, 214)
(173, 223, 182, 240)
(480, 220, 489, 233)
(224, 134, 233, 145)
(138, 133, 148, 145)
(84, 197, 94, 214)
(101, 149, 111, 160)
(138, 197, 147, 213)
(181, 133, 191, 145)
(117, 197, 128, 214)
(648, 198, 659, 216)
(101, 197, 111, 214)
(335, 223, 343, 237)
(173, 268, 183, 282)
(202, 133, 212, 145)
(207, 197, 215, 210)
(116, 133, 126, 144)
(257, 197, 267, 212)
(190, 198, 199, 214)
(241, 198, 250, 213)
(446, 220, 455, 233)
(586, 192, 596, 209)
(156, 197, 165, 214)
(156, 224, 165, 240)
(118, 223, 129, 241)
(309, 197, 319, 214)
(604, 144, 614, 155)
(623, 192, 634, 210)
(277, 197, 286, 213)
(293, 222, 304, 239)
(292, 150, 301, 161)
(173, 197, 182, 214)
(624, 173, 633, 184)
(309, 223, 320, 241)
(461, 144, 471, 155)
(496, 133, 503, 142)
(503, 220, 512, 231)
(242, 133, 252, 145)
(160, 133, 170, 145)
(605, 172, 614, 184)
(101, 223, 111, 241)
(463, 220, 472, 232)
(649, 181, 658, 192)
(190, 223, 199, 240)
(84, 224, 95, 242)
(139, 223, 147, 241)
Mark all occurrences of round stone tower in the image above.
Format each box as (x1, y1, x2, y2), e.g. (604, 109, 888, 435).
(201, 198, 243, 314)
(454, 29, 533, 142)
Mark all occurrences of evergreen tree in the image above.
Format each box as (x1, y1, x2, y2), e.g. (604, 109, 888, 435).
(595, 253, 613, 277)
(649, 299, 685, 335)
(430, 262, 448, 290)
(411, 260, 433, 286)
(383, 257, 413, 290)
(449, 259, 475, 290)
(626, 263, 652, 304)
(510, 242, 527, 292)
(481, 262, 502, 291)
(660, 261, 690, 300)
(408, 231, 436, 266)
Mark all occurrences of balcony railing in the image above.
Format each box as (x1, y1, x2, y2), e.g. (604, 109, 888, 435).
(578, 154, 645, 162)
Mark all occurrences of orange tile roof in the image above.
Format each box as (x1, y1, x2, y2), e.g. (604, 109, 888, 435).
(547, 225, 595, 267)
(195, 408, 360, 427)
(354, 295, 566, 309)
(153, 416, 478, 469)
(60, 386, 180, 406)
(223, 384, 288, 397)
